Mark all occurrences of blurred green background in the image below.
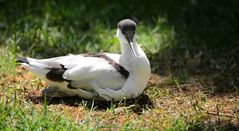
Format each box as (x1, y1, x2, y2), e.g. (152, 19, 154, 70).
(0, 0, 239, 91)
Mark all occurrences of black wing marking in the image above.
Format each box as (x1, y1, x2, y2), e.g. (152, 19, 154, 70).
(46, 64, 69, 82)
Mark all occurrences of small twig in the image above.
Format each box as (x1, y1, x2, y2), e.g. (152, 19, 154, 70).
(75, 112, 80, 124)
(216, 104, 221, 124)
(125, 104, 137, 109)
(207, 112, 234, 117)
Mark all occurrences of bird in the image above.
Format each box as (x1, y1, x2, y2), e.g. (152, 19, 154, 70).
(16, 19, 151, 101)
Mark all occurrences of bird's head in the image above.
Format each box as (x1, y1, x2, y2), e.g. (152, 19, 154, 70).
(116, 19, 139, 60)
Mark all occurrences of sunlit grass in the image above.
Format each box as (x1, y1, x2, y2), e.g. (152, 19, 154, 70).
(0, 94, 80, 130)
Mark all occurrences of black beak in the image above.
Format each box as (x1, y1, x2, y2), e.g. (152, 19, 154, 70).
(125, 31, 134, 44)
(124, 32, 139, 60)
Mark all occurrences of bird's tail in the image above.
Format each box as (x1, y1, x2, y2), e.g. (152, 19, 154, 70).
(16, 56, 29, 64)
(16, 56, 30, 69)
(16, 56, 50, 78)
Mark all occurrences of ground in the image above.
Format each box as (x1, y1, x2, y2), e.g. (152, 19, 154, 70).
(0, 65, 238, 130)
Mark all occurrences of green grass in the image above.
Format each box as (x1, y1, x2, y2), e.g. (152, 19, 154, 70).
(0, 0, 239, 130)
(0, 96, 79, 130)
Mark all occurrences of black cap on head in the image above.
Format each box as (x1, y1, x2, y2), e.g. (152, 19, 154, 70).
(118, 19, 136, 32)
(117, 19, 136, 42)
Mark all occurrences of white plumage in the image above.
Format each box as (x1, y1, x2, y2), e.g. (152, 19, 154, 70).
(17, 19, 151, 101)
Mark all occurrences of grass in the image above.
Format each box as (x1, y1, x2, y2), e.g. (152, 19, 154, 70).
(0, 0, 239, 130)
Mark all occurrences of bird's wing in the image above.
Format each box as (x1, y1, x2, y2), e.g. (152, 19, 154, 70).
(62, 56, 118, 81)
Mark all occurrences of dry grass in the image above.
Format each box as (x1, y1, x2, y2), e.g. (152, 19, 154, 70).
(1, 66, 237, 130)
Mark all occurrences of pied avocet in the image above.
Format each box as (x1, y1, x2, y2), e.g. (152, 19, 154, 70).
(16, 19, 151, 101)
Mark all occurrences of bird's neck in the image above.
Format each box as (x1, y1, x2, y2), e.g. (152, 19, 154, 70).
(121, 41, 151, 91)
(119, 40, 151, 90)
(119, 41, 139, 62)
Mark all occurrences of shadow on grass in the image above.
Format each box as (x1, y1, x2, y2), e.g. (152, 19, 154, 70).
(27, 94, 153, 114)
(2, 0, 238, 48)
(152, 50, 239, 94)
